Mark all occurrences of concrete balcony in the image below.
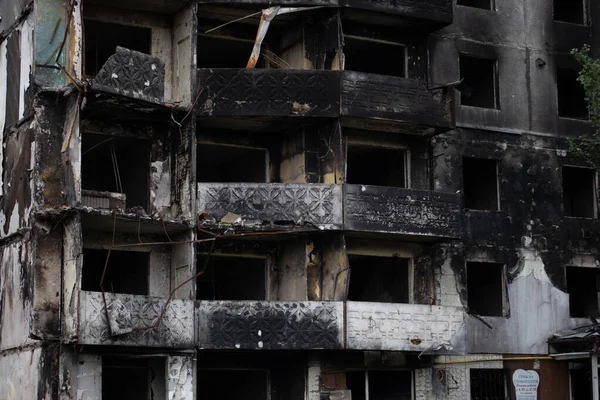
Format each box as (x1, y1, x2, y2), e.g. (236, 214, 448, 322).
(196, 69, 454, 135)
(197, 183, 344, 230)
(196, 301, 344, 350)
(78, 291, 194, 347)
(198, 183, 461, 238)
(345, 301, 466, 352)
(344, 185, 461, 239)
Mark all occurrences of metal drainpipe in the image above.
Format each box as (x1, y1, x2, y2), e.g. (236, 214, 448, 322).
(592, 351, 599, 400)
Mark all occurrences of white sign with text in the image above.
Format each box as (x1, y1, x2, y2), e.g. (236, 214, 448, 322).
(512, 369, 540, 400)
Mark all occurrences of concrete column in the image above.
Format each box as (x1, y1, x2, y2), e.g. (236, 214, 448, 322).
(167, 355, 194, 400)
(76, 354, 102, 400)
(307, 355, 321, 400)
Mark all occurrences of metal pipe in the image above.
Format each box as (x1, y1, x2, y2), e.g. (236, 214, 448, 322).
(592, 353, 599, 400)
(435, 356, 553, 365)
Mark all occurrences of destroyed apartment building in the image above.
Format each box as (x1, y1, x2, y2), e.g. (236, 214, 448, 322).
(2, 0, 600, 398)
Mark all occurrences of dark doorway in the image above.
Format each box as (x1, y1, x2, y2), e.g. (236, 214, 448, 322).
(567, 266, 600, 318)
(197, 143, 268, 183)
(557, 68, 588, 119)
(563, 166, 596, 218)
(197, 369, 268, 400)
(463, 157, 498, 211)
(467, 262, 505, 317)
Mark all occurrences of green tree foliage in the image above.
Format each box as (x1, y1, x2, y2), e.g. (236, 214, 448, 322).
(569, 45, 600, 170)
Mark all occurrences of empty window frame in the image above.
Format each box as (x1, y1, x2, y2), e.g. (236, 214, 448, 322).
(82, 133, 150, 211)
(459, 55, 498, 109)
(470, 369, 507, 400)
(563, 166, 597, 218)
(457, 0, 493, 10)
(81, 249, 150, 295)
(197, 143, 268, 183)
(102, 357, 165, 400)
(346, 370, 412, 400)
(346, 145, 408, 187)
(84, 20, 152, 76)
(347, 255, 410, 303)
(557, 68, 588, 119)
(566, 266, 600, 318)
(344, 36, 407, 77)
(570, 366, 592, 399)
(197, 255, 267, 300)
(462, 157, 499, 211)
(197, 369, 269, 400)
(467, 262, 507, 317)
(197, 34, 258, 68)
(554, 0, 586, 24)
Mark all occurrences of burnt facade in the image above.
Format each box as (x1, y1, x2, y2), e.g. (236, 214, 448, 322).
(1, 0, 599, 399)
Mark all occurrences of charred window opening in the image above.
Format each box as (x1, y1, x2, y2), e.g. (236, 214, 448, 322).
(82, 133, 150, 211)
(557, 68, 588, 119)
(82, 249, 149, 295)
(459, 55, 498, 109)
(197, 143, 268, 183)
(102, 357, 164, 400)
(463, 157, 499, 211)
(566, 266, 600, 318)
(344, 36, 406, 77)
(554, 0, 586, 24)
(348, 255, 410, 303)
(84, 20, 151, 76)
(457, 0, 492, 10)
(563, 166, 596, 218)
(469, 369, 507, 399)
(467, 262, 506, 317)
(197, 35, 259, 68)
(197, 256, 266, 300)
(198, 369, 268, 400)
(346, 371, 412, 400)
(346, 145, 407, 187)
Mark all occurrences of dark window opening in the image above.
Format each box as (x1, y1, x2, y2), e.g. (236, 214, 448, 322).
(563, 166, 596, 218)
(567, 266, 600, 318)
(470, 369, 507, 400)
(197, 370, 268, 400)
(457, 0, 492, 9)
(348, 255, 409, 303)
(346, 145, 406, 187)
(571, 367, 592, 399)
(84, 20, 151, 76)
(82, 249, 149, 295)
(346, 371, 412, 400)
(197, 35, 259, 68)
(197, 143, 267, 183)
(459, 55, 497, 109)
(463, 157, 498, 211)
(197, 256, 266, 300)
(344, 37, 406, 77)
(102, 358, 164, 400)
(82, 133, 150, 211)
(467, 262, 505, 317)
(554, 0, 585, 24)
(557, 68, 588, 119)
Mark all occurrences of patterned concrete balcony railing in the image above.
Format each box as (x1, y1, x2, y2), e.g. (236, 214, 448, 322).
(198, 183, 461, 237)
(196, 301, 344, 350)
(196, 69, 454, 134)
(344, 184, 462, 238)
(91, 46, 166, 104)
(194, 0, 452, 25)
(78, 291, 194, 347)
(197, 183, 344, 230)
(345, 302, 466, 352)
